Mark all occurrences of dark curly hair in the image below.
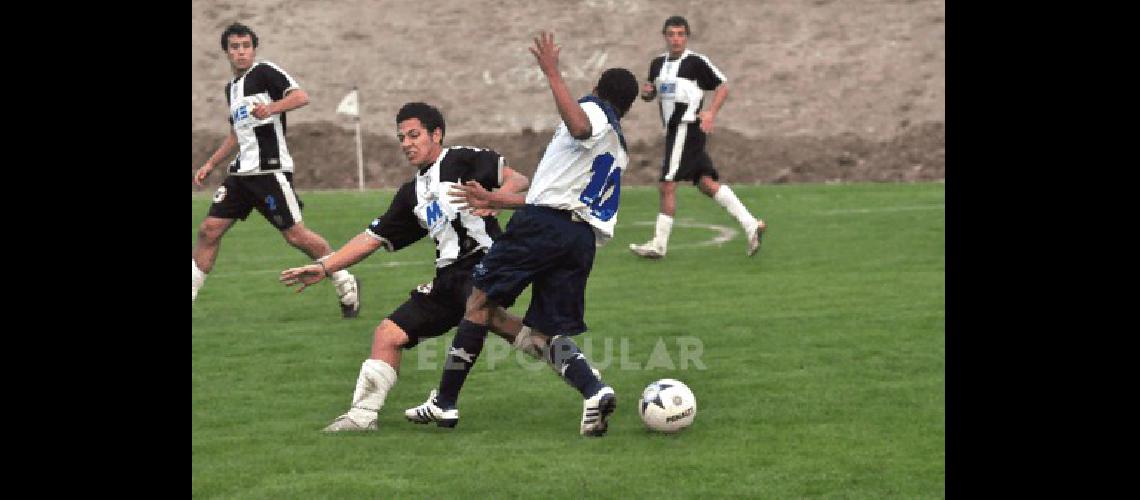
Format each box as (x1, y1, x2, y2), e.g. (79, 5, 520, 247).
(595, 68, 639, 118)
(220, 23, 259, 51)
(396, 102, 446, 143)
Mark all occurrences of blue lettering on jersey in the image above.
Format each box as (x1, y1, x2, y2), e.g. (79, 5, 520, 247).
(659, 82, 676, 95)
(231, 105, 251, 123)
(579, 152, 621, 222)
(425, 200, 444, 227)
(265, 195, 277, 211)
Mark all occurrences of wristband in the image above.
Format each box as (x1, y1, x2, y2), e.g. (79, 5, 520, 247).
(316, 260, 331, 278)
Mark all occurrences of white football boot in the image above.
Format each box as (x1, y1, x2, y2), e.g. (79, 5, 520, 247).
(323, 413, 378, 432)
(747, 219, 767, 257)
(580, 386, 617, 437)
(404, 389, 459, 428)
(629, 240, 666, 259)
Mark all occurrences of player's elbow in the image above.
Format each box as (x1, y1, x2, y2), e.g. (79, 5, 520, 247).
(568, 123, 592, 140)
(288, 89, 310, 107)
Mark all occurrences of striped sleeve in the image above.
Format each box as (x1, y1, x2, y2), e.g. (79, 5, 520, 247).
(693, 53, 727, 90)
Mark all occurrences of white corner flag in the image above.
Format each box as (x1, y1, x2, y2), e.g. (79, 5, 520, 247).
(337, 86, 365, 191)
(336, 88, 359, 117)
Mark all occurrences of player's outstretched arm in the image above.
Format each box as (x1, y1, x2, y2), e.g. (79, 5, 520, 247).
(530, 31, 591, 140)
(280, 233, 381, 293)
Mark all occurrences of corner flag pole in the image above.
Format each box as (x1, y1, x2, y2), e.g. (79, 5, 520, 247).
(354, 113, 364, 192)
(336, 86, 365, 191)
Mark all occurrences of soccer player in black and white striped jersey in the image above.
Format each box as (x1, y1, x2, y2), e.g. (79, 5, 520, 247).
(280, 102, 559, 432)
(629, 16, 767, 259)
(192, 23, 360, 318)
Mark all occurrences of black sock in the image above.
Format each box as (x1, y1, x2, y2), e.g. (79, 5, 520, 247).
(548, 336, 604, 398)
(435, 320, 489, 409)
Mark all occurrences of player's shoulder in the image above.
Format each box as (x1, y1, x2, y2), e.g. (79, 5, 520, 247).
(444, 145, 499, 161)
(251, 60, 291, 76)
(683, 49, 714, 62)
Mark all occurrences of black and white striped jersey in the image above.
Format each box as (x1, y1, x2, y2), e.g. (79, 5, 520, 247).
(224, 61, 300, 175)
(365, 146, 506, 268)
(647, 49, 727, 127)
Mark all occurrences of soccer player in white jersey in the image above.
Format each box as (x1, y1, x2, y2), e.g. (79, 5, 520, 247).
(280, 102, 572, 432)
(404, 32, 639, 437)
(192, 23, 360, 317)
(629, 15, 767, 259)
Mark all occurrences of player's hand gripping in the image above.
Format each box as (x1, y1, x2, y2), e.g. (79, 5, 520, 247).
(279, 263, 326, 293)
(529, 31, 561, 76)
(449, 180, 495, 213)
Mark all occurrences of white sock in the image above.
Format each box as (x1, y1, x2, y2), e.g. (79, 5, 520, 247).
(346, 359, 397, 425)
(192, 260, 207, 302)
(713, 185, 759, 233)
(654, 213, 674, 250)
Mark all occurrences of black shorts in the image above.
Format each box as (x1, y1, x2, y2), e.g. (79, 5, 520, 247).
(388, 251, 486, 349)
(473, 205, 596, 337)
(207, 172, 305, 230)
(660, 121, 719, 185)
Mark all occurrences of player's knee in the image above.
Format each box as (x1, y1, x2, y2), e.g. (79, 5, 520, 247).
(375, 321, 410, 348)
(198, 221, 225, 243)
(280, 226, 310, 247)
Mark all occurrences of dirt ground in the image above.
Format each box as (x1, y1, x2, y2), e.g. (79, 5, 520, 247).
(192, 0, 944, 190)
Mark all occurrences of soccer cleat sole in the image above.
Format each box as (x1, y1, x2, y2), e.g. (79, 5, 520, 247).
(582, 392, 617, 437)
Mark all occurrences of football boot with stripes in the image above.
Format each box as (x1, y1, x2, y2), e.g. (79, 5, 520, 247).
(404, 389, 459, 428)
(580, 385, 617, 437)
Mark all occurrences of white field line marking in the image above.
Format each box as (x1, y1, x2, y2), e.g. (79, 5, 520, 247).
(209, 259, 425, 279)
(813, 204, 944, 215)
(631, 220, 738, 249)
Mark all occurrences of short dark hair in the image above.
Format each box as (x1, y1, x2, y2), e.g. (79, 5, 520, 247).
(595, 68, 639, 118)
(662, 16, 690, 35)
(396, 102, 446, 142)
(221, 23, 259, 51)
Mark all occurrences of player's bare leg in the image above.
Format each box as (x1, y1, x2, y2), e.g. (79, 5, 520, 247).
(699, 176, 765, 256)
(324, 320, 408, 432)
(630, 181, 677, 258)
(192, 216, 236, 301)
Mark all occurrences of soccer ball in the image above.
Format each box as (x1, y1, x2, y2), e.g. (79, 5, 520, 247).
(638, 378, 697, 432)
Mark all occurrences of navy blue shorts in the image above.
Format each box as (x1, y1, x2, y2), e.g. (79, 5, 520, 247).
(473, 205, 596, 337)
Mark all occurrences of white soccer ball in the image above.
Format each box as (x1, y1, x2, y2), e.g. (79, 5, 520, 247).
(638, 378, 697, 432)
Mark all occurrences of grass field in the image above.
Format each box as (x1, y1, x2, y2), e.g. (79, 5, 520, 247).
(192, 182, 945, 498)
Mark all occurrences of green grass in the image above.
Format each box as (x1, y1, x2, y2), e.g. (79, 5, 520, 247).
(192, 182, 945, 498)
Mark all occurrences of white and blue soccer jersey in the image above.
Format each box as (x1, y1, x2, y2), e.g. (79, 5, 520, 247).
(225, 60, 300, 175)
(525, 97, 628, 245)
(365, 146, 506, 268)
(648, 49, 727, 127)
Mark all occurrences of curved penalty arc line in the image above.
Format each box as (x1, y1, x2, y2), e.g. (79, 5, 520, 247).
(630, 219, 738, 250)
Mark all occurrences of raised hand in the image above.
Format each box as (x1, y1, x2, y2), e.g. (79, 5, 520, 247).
(529, 31, 561, 76)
